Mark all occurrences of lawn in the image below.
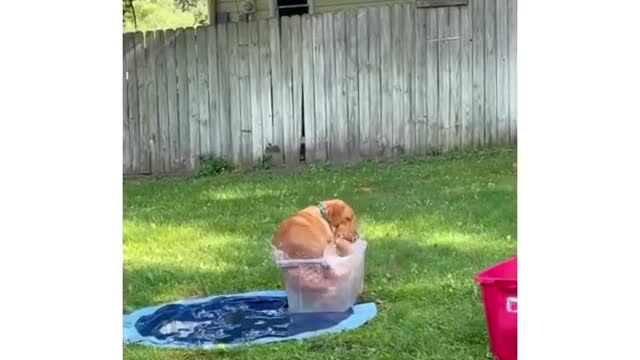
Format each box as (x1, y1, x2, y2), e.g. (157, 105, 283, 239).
(123, 148, 517, 360)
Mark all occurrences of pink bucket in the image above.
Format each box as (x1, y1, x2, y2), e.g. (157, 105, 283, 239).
(475, 257, 517, 360)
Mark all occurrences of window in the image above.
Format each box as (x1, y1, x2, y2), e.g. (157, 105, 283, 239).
(274, 0, 311, 17)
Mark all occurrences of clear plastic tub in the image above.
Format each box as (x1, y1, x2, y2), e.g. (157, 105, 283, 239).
(273, 239, 368, 313)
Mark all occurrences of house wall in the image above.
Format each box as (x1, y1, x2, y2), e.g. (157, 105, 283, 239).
(216, 0, 272, 22)
(315, 0, 411, 14)
(214, 0, 412, 22)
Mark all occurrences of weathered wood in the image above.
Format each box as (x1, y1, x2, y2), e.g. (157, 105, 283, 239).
(414, 10, 428, 155)
(402, 4, 415, 155)
(185, 28, 200, 169)
(368, 7, 382, 157)
(216, 25, 231, 161)
(391, 4, 404, 157)
(165, 29, 180, 171)
(132, 32, 146, 173)
(323, 13, 337, 161)
(175, 29, 191, 170)
(196, 26, 213, 156)
(122, 0, 516, 171)
(508, 0, 517, 144)
(437, 8, 451, 152)
(416, 0, 469, 8)
(449, 7, 462, 151)
(496, 0, 509, 145)
(312, 15, 327, 161)
(425, 9, 439, 152)
(460, 5, 474, 148)
(258, 20, 274, 158)
(471, 0, 486, 148)
(280, 16, 295, 166)
(357, 8, 370, 157)
(379, 6, 393, 158)
(346, 9, 360, 163)
(269, 18, 285, 164)
(291, 15, 304, 166)
(145, 31, 159, 172)
(155, 30, 170, 172)
(334, 11, 348, 162)
(237, 24, 252, 166)
(228, 23, 242, 165)
(123, 34, 133, 174)
(484, 0, 498, 146)
(248, 20, 263, 163)
(301, 15, 316, 162)
(206, 26, 220, 157)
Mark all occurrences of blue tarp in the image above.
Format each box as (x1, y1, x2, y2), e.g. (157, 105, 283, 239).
(123, 290, 377, 349)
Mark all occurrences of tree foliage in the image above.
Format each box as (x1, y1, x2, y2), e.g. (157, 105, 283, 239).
(123, 0, 208, 32)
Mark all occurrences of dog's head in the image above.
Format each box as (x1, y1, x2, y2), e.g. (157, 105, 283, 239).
(324, 199, 358, 242)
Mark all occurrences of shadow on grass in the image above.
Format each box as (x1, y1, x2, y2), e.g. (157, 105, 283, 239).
(124, 186, 516, 247)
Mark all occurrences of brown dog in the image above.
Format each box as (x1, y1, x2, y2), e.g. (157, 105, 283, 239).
(272, 199, 358, 260)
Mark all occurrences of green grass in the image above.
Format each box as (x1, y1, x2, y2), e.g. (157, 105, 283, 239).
(124, 148, 517, 360)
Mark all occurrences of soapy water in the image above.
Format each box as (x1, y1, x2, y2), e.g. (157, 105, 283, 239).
(134, 295, 352, 345)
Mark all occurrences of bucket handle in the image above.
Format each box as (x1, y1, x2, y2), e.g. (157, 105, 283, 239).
(506, 296, 518, 313)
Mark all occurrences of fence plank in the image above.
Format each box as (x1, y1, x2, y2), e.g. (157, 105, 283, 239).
(413, 11, 426, 156)
(436, 8, 451, 152)
(216, 25, 231, 161)
(192, 26, 212, 160)
(196, 27, 211, 158)
(484, 0, 498, 146)
(291, 16, 304, 166)
(228, 23, 242, 165)
(248, 20, 263, 164)
(323, 13, 338, 161)
(496, 0, 509, 145)
(391, 4, 404, 157)
(403, 4, 415, 155)
(379, 6, 392, 158)
(269, 18, 285, 164)
(206, 26, 220, 157)
(175, 29, 191, 170)
(312, 15, 327, 161)
(368, 7, 382, 157)
(165, 29, 180, 171)
(123, 38, 130, 173)
(449, 8, 462, 151)
(259, 20, 274, 158)
(472, 0, 486, 148)
(145, 31, 159, 172)
(425, 9, 439, 152)
(508, 0, 517, 144)
(346, 9, 360, 163)
(302, 15, 316, 162)
(280, 16, 295, 166)
(460, 5, 473, 149)
(334, 11, 348, 162)
(357, 8, 370, 157)
(123, 34, 135, 174)
(132, 33, 146, 173)
(185, 28, 200, 169)
(155, 30, 170, 172)
(237, 24, 252, 166)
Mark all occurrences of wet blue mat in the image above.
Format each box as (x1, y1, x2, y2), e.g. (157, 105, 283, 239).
(124, 290, 377, 349)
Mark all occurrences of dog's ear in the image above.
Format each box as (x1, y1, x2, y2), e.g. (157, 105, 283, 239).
(326, 200, 345, 224)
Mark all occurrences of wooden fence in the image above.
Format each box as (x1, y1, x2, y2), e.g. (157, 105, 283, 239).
(123, 0, 516, 175)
